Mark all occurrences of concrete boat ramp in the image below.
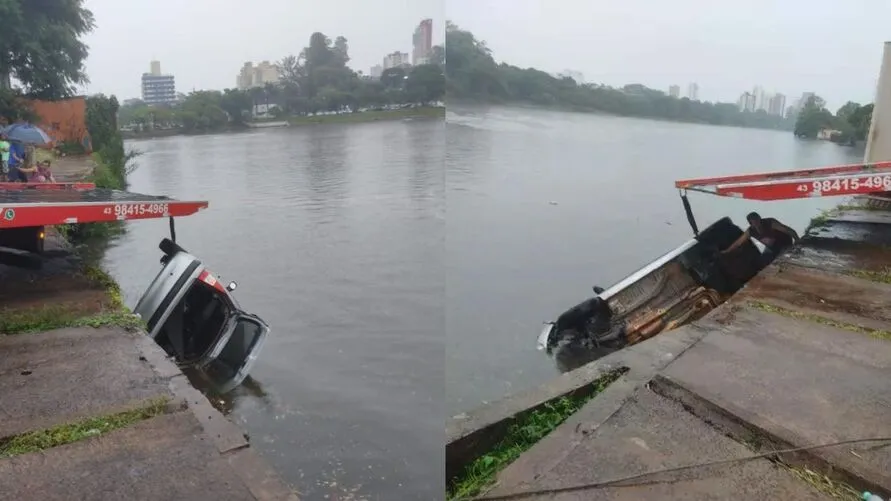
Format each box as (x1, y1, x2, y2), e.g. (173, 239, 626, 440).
(466, 208, 891, 500)
(0, 327, 297, 500)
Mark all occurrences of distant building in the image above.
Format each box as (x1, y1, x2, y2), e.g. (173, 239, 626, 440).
(687, 82, 699, 101)
(412, 19, 433, 65)
(557, 70, 584, 84)
(141, 61, 176, 106)
(669, 85, 680, 98)
(738, 92, 756, 112)
(370, 65, 383, 78)
(383, 51, 410, 69)
(236, 61, 280, 90)
(768, 93, 787, 116)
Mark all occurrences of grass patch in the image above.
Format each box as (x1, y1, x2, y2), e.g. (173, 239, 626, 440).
(0, 264, 143, 335)
(748, 301, 891, 342)
(447, 368, 628, 501)
(805, 208, 840, 234)
(785, 466, 861, 500)
(287, 106, 444, 126)
(0, 305, 143, 335)
(845, 267, 891, 284)
(0, 397, 171, 458)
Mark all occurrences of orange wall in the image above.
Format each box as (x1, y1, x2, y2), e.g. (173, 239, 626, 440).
(26, 97, 92, 153)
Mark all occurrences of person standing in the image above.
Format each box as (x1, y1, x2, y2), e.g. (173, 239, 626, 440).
(6, 141, 26, 182)
(0, 134, 9, 181)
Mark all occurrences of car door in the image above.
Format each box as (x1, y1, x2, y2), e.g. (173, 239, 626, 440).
(198, 311, 270, 393)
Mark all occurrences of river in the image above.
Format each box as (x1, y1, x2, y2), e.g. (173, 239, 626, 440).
(101, 108, 862, 500)
(103, 118, 444, 501)
(445, 105, 862, 414)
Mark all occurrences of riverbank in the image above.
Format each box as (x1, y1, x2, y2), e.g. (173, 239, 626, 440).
(448, 98, 795, 133)
(447, 199, 891, 500)
(0, 162, 297, 499)
(121, 106, 445, 139)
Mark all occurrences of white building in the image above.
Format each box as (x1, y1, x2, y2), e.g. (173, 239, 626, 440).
(738, 92, 756, 112)
(687, 83, 700, 101)
(236, 61, 281, 90)
(383, 52, 410, 69)
(668, 85, 680, 98)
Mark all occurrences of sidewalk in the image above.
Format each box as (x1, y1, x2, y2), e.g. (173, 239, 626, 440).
(0, 326, 298, 500)
(478, 211, 891, 500)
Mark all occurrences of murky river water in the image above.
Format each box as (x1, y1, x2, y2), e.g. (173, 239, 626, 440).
(102, 108, 862, 500)
(104, 119, 444, 500)
(445, 106, 862, 413)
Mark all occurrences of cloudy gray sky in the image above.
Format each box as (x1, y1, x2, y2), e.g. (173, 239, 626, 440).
(82, 0, 443, 100)
(446, 0, 891, 111)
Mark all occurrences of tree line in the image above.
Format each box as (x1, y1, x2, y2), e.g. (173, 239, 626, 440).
(446, 22, 871, 133)
(119, 32, 445, 134)
(793, 95, 873, 145)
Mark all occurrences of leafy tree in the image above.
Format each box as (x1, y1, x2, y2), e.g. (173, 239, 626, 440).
(848, 103, 874, 142)
(380, 67, 407, 89)
(220, 88, 251, 124)
(444, 21, 792, 130)
(0, 0, 96, 99)
(406, 64, 445, 104)
(794, 95, 834, 138)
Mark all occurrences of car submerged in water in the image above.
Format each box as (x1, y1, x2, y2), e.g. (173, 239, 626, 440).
(135, 238, 270, 394)
(537, 217, 764, 373)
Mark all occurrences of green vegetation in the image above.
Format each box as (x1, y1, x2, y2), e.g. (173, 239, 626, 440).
(118, 32, 445, 135)
(445, 22, 794, 131)
(794, 95, 874, 144)
(0, 397, 171, 458)
(0, 0, 94, 99)
(748, 301, 891, 342)
(786, 466, 861, 500)
(846, 267, 891, 284)
(447, 368, 629, 501)
(0, 264, 143, 335)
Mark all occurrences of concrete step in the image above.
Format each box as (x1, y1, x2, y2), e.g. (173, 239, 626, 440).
(485, 387, 832, 500)
(659, 305, 891, 494)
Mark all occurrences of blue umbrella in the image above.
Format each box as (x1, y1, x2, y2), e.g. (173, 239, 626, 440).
(2, 123, 53, 145)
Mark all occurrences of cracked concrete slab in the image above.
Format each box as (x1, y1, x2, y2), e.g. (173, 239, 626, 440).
(485, 388, 831, 500)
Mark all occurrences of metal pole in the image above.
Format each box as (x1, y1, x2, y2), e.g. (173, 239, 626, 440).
(680, 190, 699, 237)
(168, 216, 176, 243)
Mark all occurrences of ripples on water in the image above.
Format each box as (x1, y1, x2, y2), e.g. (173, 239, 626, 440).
(104, 119, 444, 501)
(101, 108, 863, 500)
(445, 105, 864, 414)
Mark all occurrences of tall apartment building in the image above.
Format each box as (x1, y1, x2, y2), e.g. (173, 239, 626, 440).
(768, 93, 787, 116)
(370, 65, 383, 78)
(236, 61, 281, 90)
(141, 61, 176, 106)
(738, 92, 756, 112)
(383, 51, 410, 69)
(412, 19, 433, 65)
(687, 82, 700, 101)
(668, 85, 680, 98)
(752, 86, 770, 112)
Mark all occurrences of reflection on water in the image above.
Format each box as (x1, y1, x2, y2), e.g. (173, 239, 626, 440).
(103, 118, 444, 501)
(445, 105, 864, 415)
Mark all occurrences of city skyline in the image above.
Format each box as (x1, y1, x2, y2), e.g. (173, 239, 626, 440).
(447, 0, 889, 112)
(81, 0, 443, 100)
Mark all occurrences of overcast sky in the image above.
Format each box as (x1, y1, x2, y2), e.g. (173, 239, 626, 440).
(82, 0, 443, 100)
(446, 0, 891, 111)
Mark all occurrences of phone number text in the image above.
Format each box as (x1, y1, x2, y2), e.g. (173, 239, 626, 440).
(105, 203, 170, 218)
(796, 175, 891, 195)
